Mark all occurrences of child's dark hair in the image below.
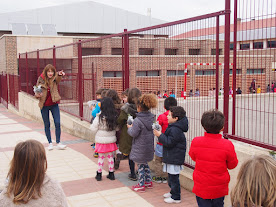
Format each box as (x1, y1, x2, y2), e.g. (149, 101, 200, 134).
(105, 89, 121, 104)
(164, 97, 177, 110)
(99, 97, 117, 131)
(201, 109, 224, 134)
(137, 94, 157, 111)
(96, 88, 105, 95)
(101, 89, 108, 98)
(127, 87, 141, 104)
(170, 106, 186, 121)
(122, 88, 129, 97)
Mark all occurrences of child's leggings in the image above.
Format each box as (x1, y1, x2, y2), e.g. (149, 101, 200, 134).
(138, 163, 152, 186)
(97, 152, 114, 173)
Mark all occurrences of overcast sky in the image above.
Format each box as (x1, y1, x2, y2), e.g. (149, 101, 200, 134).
(0, 0, 274, 22)
(0, 0, 227, 21)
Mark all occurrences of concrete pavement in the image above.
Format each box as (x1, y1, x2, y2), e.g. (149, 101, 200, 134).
(0, 105, 197, 207)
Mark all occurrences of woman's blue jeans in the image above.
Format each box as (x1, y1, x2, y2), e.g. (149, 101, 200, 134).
(41, 104, 61, 144)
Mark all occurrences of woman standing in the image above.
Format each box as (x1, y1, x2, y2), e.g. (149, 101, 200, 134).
(35, 64, 66, 150)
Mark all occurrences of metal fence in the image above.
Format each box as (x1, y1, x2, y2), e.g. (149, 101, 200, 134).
(0, 73, 8, 109)
(14, 0, 276, 168)
(8, 74, 20, 110)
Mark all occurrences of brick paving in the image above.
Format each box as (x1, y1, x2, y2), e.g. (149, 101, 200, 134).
(0, 105, 197, 206)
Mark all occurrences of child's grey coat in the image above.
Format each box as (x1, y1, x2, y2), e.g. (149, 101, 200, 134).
(127, 111, 155, 164)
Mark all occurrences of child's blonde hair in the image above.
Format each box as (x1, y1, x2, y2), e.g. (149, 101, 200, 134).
(231, 154, 276, 207)
(137, 94, 157, 111)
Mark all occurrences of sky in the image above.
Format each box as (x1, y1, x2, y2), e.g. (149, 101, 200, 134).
(0, 0, 227, 22)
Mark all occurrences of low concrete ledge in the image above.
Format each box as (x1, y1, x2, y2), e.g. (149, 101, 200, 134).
(18, 92, 94, 142)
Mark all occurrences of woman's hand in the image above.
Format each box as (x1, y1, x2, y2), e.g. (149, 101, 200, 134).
(153, 129, 161, 137)
(35, 93, 42, 98)
(58, 70, 65, 76)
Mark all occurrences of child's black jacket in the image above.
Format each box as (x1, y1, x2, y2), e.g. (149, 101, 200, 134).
(158, 117, 188, 165)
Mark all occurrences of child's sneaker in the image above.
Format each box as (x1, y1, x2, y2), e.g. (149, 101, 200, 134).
(132, 184, 145, 192)
(94, 152, 98, 158)
(48, 143, 53, 151)
(152, 176, 162, 183)
(162, 177, 167, 183)
(57, 143, 67, 150)
(145, 181, 153, 189)
(128, 173, 138, 181)
(164, 197, 181, 204)
(163, 192, 172, 198)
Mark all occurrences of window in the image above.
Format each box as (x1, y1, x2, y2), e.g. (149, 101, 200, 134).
(268, 41, 276, 48)
(111, 48, 122, 55)
(189, 49, 200, 55)
(246, 69, 264, 74)
(195, 70, 215, 76)
(253, 42, 263, 49)
(165, 48, 177, 55)
(136, 70, 160, 77)
(139, 48, 154, 55)
(103, 71, 122, 77)
(230, 43, 234, 50)
(167, 70, 185, 76)
(81, 48, 101, 56)
(211, 49, 222, 55)
(230, 69, 242, 75)
(240, 43, 250, 50)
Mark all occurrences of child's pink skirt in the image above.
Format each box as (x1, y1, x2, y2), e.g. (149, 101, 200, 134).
(95, 143, 118, 153)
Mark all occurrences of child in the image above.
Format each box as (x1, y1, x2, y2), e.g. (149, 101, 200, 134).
(194, 88, 200, 97)
(256, 85, 261, 93)
(231, 154, 276, 207)
(105, 89, 123, 170)
(92, 88, 107, 158)
(153, 97, 177, 184)
(117, 88, 141, 181)
(153, 106, 188, 204)
(121, 89, 129, 104)
(127, 94, 157, 192)
(90, 97, 118, 181)
(189, 109, 238, 207)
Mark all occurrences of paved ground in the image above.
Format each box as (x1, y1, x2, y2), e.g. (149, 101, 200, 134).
(0, 105, 197, 207)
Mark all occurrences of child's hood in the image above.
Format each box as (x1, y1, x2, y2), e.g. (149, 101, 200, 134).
(170, 116, 188, 132)
(136, 111, 155, 131)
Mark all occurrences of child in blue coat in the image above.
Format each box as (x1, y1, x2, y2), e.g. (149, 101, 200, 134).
(154, 106, 188, 204)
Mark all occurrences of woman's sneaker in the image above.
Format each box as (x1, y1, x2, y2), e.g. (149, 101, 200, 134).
(48, 143, 53, 151)
(152, 176, 162, 183)
(57, 143, 67, 150)
(128, 173, 138, 181)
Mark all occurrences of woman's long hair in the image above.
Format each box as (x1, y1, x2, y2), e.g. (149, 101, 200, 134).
(105, 89, 121, 105)
(231, 154, 276, 207)
(6, 140, 47, 204)
(99, 97, 118, 131)
(42, 64, 57, 87)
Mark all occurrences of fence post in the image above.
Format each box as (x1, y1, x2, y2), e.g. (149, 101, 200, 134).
(53, 45, 56, 68)
(122, 35, 125, 90)
(223, 0, 231, 135)
(232, 0, 238, 135)
(92, 62, 95, 100)
(26, 52, 29, 94)
(123, 29, 129, 89)
(215, 15, 220, 109)
(78, 40, 83, 120)
(37, 49, 40, 77)
(18, 53, 21, 91)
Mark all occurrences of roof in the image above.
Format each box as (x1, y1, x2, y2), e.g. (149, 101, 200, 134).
(172, 17, 276, 41)
(0, 1, 166, 35)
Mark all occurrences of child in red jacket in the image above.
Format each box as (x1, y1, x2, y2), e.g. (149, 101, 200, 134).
(189, 109, 238, 207)
(153, 97, 177, 183)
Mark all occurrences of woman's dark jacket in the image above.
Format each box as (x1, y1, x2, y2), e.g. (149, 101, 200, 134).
(158, 116, 189, 165)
